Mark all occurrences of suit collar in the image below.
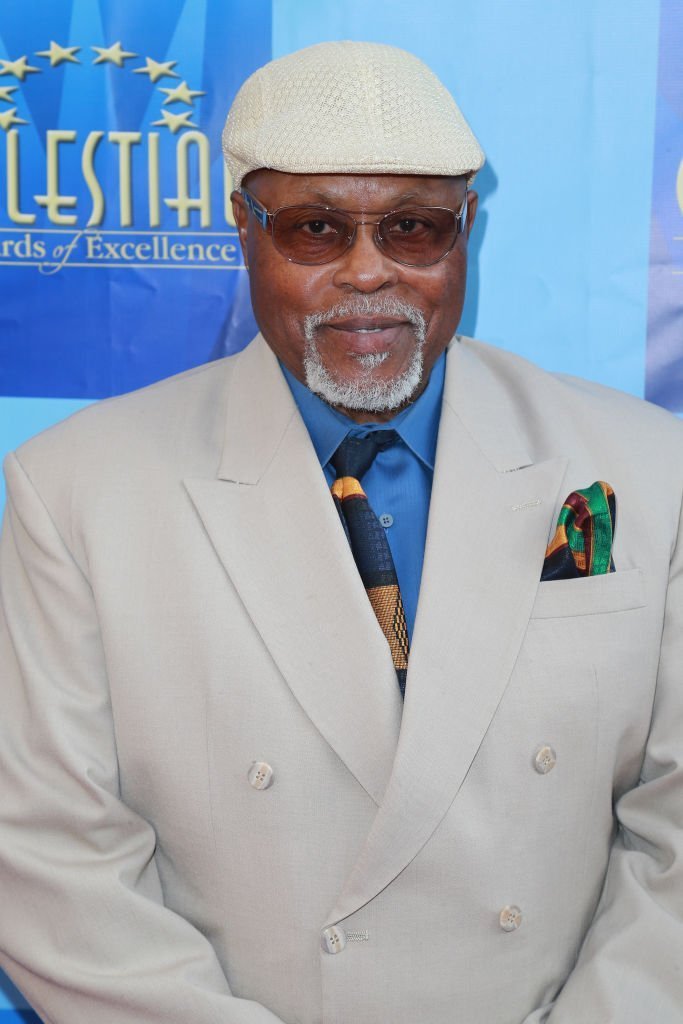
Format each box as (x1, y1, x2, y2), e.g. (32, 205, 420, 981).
(217, 333, 536, 481)
(217, 332, 297, 485)
(442, 336, 537, 473)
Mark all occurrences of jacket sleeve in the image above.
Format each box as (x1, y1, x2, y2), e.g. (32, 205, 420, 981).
(522, 489, 683, 1023)
(0, 452, 285, 1024)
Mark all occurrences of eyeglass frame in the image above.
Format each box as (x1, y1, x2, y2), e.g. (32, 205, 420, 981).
(239, 186, 469, 268)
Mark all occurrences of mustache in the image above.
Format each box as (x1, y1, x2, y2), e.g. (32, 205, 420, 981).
(303, 295, 427, 339)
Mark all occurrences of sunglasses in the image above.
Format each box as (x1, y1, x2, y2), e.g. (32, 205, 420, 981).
(240, 188, 469, 267)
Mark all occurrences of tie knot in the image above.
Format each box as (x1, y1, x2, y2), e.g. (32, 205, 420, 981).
(331, 429, 399, 481)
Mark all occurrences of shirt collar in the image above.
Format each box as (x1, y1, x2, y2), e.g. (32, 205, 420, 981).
(281, 352, 446, 471)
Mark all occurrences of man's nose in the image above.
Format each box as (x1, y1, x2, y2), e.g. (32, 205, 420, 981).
(331, 223, 399, 292)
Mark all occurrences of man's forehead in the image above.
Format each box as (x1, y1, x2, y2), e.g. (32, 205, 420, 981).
(243, 170, 467, 208)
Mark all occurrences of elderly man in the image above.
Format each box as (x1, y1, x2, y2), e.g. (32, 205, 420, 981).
(0, 41, 682, 1024)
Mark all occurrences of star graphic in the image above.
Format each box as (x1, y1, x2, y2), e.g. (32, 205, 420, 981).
(134, 57, 179, 84)
(0, 107, 29, 131)
(152, 108, 197, 134)
(159, 80, 205, 107)
(35, 41, 81, 67)
(0, 85, 17, 103)
(0, 56, 41, 81)
(92, 42, 137, 67)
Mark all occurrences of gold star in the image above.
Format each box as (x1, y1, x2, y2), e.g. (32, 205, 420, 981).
(0, 107, 28, 131)
(0, 56, 41, 81)
(159, 80, 205, 106)
(91, 42, 137, 67)
(152, 108, 197, 134)
(134, 57, 179, 84)
(35, 41, 81, 67)
(0, 85, 17, 103)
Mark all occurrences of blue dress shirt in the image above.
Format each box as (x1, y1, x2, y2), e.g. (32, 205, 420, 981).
(282, 354, 446, 640)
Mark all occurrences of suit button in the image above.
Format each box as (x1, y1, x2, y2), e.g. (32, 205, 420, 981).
(321, 926, 346, 954)
(534, 745, 556, 774)
(499, 905, 522, 932)
(247, 761, 273, 790)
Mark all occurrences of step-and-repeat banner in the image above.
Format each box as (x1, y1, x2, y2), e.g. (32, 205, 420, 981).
(0, 0, 267, 401)
(646, 0, 683, 408)
(0, 0, 680, 1019)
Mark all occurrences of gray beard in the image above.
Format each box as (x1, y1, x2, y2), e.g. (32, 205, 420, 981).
(302, 296, 427, 412)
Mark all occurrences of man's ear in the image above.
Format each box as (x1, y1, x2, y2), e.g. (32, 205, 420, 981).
(231, 190, 249, 267)
(465, 190, 478, 239)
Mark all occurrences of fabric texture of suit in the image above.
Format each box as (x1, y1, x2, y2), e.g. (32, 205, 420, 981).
(1, 334, 682, 1023)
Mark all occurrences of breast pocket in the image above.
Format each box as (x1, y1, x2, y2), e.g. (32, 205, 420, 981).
(530, 567, 646, 619)
(525, 567, 649, 709)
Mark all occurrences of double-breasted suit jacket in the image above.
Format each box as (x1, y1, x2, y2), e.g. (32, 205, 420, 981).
(1, 334, 682, 1023)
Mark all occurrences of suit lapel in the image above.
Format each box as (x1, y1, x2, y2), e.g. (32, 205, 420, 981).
(184, 336, 402, 807)
(327, 339, 568, 924)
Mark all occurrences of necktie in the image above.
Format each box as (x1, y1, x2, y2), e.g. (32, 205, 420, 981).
(330, 431, 410, 697)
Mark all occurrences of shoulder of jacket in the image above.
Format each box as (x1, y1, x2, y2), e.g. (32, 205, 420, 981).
(456, 335, 683, 444)
(15, 352, 240, 469)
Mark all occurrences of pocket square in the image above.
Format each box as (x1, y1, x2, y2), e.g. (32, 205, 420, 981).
(541, 481, 616, 581)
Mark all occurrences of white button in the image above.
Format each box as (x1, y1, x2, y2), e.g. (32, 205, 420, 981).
(499, 905, 522, 932)
(321, 926, 346, 954)
(534, 745, 557, 774)
(247, 761, 273, 790)
(379, 513, 394, 528)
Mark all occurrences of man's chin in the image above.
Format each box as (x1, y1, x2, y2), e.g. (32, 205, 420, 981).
(303, 352, 424, 413)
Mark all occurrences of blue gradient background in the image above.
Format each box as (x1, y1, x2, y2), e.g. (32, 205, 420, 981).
(0, 1, 676, 1019)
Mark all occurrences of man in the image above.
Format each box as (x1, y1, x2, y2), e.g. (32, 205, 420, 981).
(0, 40, 682, 1024)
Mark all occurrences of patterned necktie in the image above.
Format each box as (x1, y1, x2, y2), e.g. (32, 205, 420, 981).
(330, 431, 410, 697)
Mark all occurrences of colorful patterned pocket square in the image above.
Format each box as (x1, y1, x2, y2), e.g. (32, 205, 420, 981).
(541, 481, 616, 581)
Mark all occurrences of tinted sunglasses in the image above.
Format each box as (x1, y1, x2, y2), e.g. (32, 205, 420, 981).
(240, 188, 469, 267)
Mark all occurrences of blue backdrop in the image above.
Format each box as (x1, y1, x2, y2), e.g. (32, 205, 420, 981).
(1, 1, 680, 1019)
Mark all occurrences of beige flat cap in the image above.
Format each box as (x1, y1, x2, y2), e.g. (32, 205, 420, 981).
(223, 41, 485, 190)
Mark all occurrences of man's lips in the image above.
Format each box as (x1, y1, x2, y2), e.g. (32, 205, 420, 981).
(325, 317, 409, 332)
(321, 317, 411, 354)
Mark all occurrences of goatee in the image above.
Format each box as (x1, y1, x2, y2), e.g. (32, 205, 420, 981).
(302, 296, 427, 412)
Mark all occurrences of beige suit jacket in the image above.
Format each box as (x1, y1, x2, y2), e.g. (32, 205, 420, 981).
(1, 335, 682, 1023)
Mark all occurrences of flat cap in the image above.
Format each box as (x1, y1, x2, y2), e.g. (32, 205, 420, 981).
(223, 41, 485, 191)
